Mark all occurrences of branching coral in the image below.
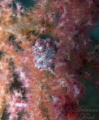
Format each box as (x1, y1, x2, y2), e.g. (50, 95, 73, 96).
(0, 0, 99, 120)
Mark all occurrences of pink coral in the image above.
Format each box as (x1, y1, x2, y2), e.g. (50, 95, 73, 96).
(0, 0, 99, 120)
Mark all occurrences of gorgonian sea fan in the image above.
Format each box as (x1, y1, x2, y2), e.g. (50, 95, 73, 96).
(0, 0, 99, 120)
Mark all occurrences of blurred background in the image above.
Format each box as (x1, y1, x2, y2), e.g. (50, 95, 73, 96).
(17, 0, 99, 119)
(2, 0, 99, 120)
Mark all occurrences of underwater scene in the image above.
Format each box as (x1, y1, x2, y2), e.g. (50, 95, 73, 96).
(0, 0, 99, 120)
